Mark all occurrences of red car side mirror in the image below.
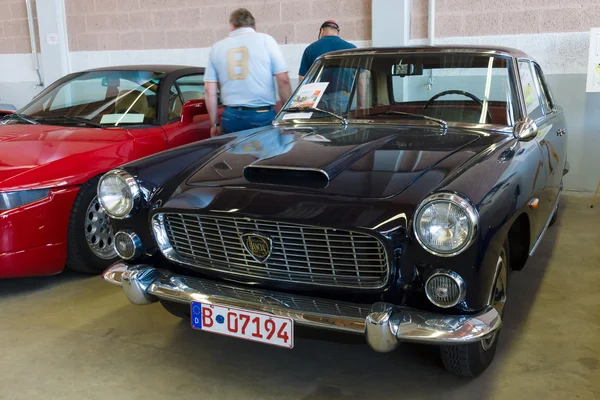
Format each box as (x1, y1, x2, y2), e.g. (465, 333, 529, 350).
(181, 99, 208, 124)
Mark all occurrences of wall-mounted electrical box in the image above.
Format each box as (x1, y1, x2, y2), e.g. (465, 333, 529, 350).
(586, 28, 600, 93)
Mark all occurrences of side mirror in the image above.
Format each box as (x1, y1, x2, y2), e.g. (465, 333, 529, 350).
(181, 99, 208, 124)
(513, 118, 538, 141)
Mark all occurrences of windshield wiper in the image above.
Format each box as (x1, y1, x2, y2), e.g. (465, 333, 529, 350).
(362, 110, 447, 130)
(39, 116, 104, 128)
(281, 107, 347, 125)
(4, 113, 39, 125)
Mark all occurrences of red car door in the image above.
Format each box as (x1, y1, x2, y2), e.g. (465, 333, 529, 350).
(162, 74, 214, 149)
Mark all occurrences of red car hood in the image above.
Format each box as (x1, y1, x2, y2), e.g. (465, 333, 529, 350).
(0, 124, 134, 190)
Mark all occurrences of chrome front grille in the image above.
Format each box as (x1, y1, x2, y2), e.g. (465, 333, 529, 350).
(159, 213, 389, 289)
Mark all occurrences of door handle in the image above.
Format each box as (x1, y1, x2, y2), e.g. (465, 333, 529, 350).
(556, 129, 566, 137)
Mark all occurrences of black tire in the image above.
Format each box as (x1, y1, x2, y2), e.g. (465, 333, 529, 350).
(160, 300, 190, 319)
(440, 241, 509, 377)
(66, 177, 119, 274)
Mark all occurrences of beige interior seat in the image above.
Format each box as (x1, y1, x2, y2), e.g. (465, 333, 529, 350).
(115, 89, 150, 116)
(181, 91, 204, 102)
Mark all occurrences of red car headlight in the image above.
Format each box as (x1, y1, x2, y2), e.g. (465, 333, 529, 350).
(0, 189, 50, 211)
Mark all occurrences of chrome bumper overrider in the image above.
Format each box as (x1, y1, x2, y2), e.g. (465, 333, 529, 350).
(102, 262, 502, 352)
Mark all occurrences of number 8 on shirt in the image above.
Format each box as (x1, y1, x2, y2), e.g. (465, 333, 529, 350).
(227, 47, 249, 80)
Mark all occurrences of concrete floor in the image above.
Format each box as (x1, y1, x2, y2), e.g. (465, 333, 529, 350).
(0, 194, 598, 400)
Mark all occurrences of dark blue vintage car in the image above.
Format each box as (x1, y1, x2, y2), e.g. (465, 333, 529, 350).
(98, 46, 567, 377)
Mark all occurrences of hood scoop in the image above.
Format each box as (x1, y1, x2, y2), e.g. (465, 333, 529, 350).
(244, 165, 329, 189)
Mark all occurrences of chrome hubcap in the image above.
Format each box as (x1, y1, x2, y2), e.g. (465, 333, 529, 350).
(84, 196, 116, 259)
(481, 247, 508, 351)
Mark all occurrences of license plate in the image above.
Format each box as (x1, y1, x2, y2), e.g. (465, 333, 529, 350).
(190, 302, 294, 349)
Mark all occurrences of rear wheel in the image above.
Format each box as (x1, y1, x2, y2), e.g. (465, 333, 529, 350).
(440, 241, 509, 377)
(66, 177, 119, 274)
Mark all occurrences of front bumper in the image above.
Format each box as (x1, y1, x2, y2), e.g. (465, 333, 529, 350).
(103, 262, 502, 352)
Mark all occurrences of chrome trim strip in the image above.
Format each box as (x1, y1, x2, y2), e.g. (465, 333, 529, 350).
(529, 189, 561, 256)
(413, 192, 479, 257)
(103, 262, 502, 346)
(322, 48, 529, 59)
(274, 118, 514, 131)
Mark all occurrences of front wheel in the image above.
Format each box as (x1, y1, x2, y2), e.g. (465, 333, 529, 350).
(440, 242, 509, 377)
(66, 177, 119, 274)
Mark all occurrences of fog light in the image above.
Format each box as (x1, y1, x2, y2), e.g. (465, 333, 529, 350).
(114, 230, 143, 260)
(425, 270, 466, 308)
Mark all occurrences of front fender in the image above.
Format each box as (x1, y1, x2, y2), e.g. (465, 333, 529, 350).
(410, 137, 546, 311)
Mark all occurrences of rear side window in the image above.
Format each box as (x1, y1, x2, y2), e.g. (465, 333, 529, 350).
(518, 60, 543, 120)
(177, 75, 205, 102)
(532, 63, 554, 113)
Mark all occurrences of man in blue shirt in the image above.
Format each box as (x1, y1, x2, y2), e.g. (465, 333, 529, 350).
(297, 21, 357, 114)
(205, 9, 292, 136)
(298, 20, 356, 82)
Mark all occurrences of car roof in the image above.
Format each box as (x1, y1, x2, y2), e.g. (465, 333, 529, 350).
(324, 45, 533, 60)
(84, 65, 205, 74)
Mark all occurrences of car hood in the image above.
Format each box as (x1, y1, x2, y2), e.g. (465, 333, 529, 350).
(0, 124, 133, 189)
(184, 124, 509, 199)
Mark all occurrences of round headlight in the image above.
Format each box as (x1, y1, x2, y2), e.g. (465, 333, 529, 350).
(425, 270, 466, 308)
(97, 170, 140, 219)
(114, 230, 143, 260)
(414, 193, 478, 256)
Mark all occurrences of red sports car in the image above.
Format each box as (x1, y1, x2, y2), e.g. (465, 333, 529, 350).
(0, 65, 216, 277)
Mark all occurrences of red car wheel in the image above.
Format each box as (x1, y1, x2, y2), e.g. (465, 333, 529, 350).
(66, 177, 119, 273)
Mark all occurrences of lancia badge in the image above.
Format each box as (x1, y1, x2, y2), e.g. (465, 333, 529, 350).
(241, 233, 272, 263)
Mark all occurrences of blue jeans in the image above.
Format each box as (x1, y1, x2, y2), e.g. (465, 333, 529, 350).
(221, 107, 276, 134)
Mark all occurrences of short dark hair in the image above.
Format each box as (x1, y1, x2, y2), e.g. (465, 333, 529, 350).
(229, 8, 256, 29)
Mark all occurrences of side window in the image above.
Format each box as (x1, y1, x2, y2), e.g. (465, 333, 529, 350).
(167, 84, 183, 121)
(177, 74, 205, 102)
(532, 63, 554, 113)
(518, 60, 543, 120)
(166, 74, 207, 121)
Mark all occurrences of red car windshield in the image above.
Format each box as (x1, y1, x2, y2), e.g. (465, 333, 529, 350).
(13, 70, 165, 127)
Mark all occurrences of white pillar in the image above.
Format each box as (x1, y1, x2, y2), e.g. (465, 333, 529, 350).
(372, 0, 411, 47)
(35, 0, 70, 87)
(428, 0, 435, 46)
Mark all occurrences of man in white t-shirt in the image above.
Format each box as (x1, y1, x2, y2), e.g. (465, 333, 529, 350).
(205, 8, 292, 137)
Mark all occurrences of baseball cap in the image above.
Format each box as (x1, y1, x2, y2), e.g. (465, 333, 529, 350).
(320, 20, 340, 30)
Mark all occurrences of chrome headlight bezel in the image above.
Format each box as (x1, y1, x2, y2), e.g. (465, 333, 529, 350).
(413, 192, 479, 257)
(97, 169, 141, 220)
(114, 230, 143, 260)
(425, 269, 467, 308)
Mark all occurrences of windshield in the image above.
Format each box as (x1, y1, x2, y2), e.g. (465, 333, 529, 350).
(12, 70, 166, 127)
(279, 53, 517, 126)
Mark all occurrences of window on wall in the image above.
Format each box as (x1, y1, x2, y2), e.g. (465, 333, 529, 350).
(518, 60, 543, 120)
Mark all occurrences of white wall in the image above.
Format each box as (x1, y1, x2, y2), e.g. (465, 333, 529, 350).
(0, 54, 43, 108)
(68, 40, 372, 90)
